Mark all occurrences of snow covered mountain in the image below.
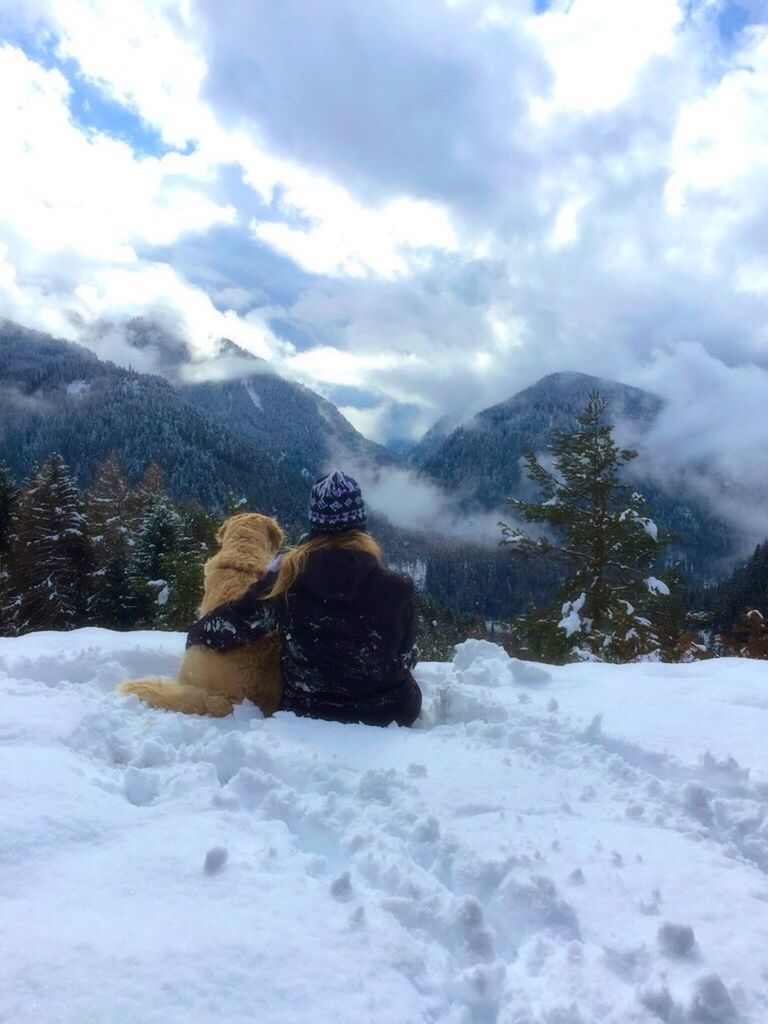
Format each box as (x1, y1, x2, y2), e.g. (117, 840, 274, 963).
(0, 321, 308, 518)
(3, 627, 767, 1023)
(415, 371, 662, 506)
(415, 372, 733, 578)
(180, 356, 401, 479)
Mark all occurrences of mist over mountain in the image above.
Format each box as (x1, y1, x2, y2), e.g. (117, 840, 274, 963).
(416, 372, 734, 580)
(0, 322, 744, 615)
(0, 322, 307, 523)
(181, 357, 401, 479)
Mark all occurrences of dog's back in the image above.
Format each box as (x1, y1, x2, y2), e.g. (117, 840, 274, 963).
(119, 512, 284, 717)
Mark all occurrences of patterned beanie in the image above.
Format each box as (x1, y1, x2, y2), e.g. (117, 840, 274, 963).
(308, 471, 367, 534)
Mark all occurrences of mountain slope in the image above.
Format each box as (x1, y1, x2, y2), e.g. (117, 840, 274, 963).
(180, 360, 400, 478)
(417, 372, 733, 579)
(0, 321, 307, 520)
(418, 372, 661, 507)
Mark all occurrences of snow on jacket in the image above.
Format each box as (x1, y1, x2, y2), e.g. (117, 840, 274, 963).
(186, 546, 421, 727)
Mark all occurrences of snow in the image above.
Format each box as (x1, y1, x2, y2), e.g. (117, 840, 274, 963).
(646, 577, 670, 597)
(2, 630, 768, 1024)
(559, 592, 586, 637)
(244, 380, 264, 412)
(619, 509, 659, 542)
(65, 379, 90, 396)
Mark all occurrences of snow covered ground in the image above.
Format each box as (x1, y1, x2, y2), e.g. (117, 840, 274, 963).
(3, 630, 768, 1024)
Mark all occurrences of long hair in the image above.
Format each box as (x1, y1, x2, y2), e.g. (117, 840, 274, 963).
(264, 530, 382, 600)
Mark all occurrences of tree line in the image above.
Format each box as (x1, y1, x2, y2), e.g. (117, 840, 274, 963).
(2, 395, 767, 661)
(0, 451, 481, 655)
(0, 453, 221, 635)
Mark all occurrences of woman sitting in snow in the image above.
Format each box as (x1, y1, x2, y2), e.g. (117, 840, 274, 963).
(186, 471, 422, 727)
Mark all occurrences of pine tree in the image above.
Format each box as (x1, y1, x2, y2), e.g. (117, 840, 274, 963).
(124, 461, 166, 537)
(0, 463, 18, 631)
(127, 495, 184, 626)
(3, 455, 90, 633)
(0, 461, 17, 556)
(725, 609, 768, 659)
(85, 452, 132, 627)
(125, 494, 209, 629)
(498, 393, 674, 662)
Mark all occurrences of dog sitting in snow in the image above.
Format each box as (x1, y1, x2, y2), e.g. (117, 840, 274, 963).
(118, 512, 284, 717)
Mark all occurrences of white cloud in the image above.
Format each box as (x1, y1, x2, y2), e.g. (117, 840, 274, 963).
(253, 190, 459, 279)
(527, 0, 683, 117)
(0, 0, 767, 553)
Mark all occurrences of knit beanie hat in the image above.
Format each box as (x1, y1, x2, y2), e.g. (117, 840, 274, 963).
(308, 471, 367, 534)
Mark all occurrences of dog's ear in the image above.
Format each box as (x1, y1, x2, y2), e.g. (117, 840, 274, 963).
(216, 519, 229, 545)
(267, 518, 284, 551)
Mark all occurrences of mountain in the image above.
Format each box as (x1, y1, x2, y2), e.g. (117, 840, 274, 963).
(0, 321, 307, 522)
(0, 325, 738, 616)
(409, 412, 462, 467)
(180, 358, 400, 478)
(416, 371, 733, 580)
(417, 372, 659, 505)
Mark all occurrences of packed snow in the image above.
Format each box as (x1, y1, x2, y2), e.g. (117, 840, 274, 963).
(2, 630, 768, 1024)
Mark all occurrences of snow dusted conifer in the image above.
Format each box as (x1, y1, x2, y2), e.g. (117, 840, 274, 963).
(127, 495, 185, 626)
(0, 462, 19, 631)
(0, 461, 17, 556)
(726, 609, 768, 659)
(3, 454, 89, 634)
(85, 452, 132, 627)
(126, 494, 205, 629)
(499, 393, 673, 662)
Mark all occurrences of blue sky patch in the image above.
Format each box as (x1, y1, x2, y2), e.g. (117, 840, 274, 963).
(0, 18, 183, 158)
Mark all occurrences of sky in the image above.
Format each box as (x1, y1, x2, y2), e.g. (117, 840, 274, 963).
(0, 0, 767, 468)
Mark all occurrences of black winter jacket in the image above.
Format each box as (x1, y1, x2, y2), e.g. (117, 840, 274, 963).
(186, 547, 421, 727)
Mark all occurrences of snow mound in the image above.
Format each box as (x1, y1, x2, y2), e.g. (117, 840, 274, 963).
(2, 628, 768, 1023)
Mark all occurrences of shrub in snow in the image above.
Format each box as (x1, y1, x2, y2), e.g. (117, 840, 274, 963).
(498, 392, 680, 663)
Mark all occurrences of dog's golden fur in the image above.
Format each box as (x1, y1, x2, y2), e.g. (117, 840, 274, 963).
(117, 513, 284, 717)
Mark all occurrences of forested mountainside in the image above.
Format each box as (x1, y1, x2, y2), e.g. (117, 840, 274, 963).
(0, 322, 307, 524)
(698, 541, 768, 636)
(0, 322, 744, 618)
(416, 371, 733, 580)
(181, 367, 400, 478)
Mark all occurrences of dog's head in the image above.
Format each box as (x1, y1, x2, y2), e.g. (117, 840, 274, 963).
(216, 513, 284, 556)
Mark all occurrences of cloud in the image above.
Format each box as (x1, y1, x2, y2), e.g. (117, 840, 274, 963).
(0, 0, 767, 554)
(337, 459, 504, 542)
(194, 0, 547, 212)
(629, 344, 768, 548)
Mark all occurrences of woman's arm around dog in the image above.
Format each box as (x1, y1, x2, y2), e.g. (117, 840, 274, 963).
(186, 571, 277, 652)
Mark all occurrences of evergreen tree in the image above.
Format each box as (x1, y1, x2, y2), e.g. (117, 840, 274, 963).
(414, 591, 486, 662)
(498, 393, 674, 662)
(0, 463, 18, 630)
(124, 461, 166, 537)
(85, 452, 133, 627)
(3, 455, 90, 634)
(724, 609, 768, 659)
(126, 495, 185, 627)
(0, 461, 17, 556)
(125, 494, 210, 629)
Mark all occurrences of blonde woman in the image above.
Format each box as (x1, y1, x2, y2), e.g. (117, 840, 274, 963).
(186, 471, 422, 727)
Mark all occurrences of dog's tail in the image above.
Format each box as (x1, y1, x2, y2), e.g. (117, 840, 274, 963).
(117, 678, 234, 718)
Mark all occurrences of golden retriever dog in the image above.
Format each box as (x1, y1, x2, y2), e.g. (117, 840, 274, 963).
(118, 513, 284, 717)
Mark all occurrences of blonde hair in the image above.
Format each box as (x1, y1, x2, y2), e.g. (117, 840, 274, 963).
(265, 530, 382, 599)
